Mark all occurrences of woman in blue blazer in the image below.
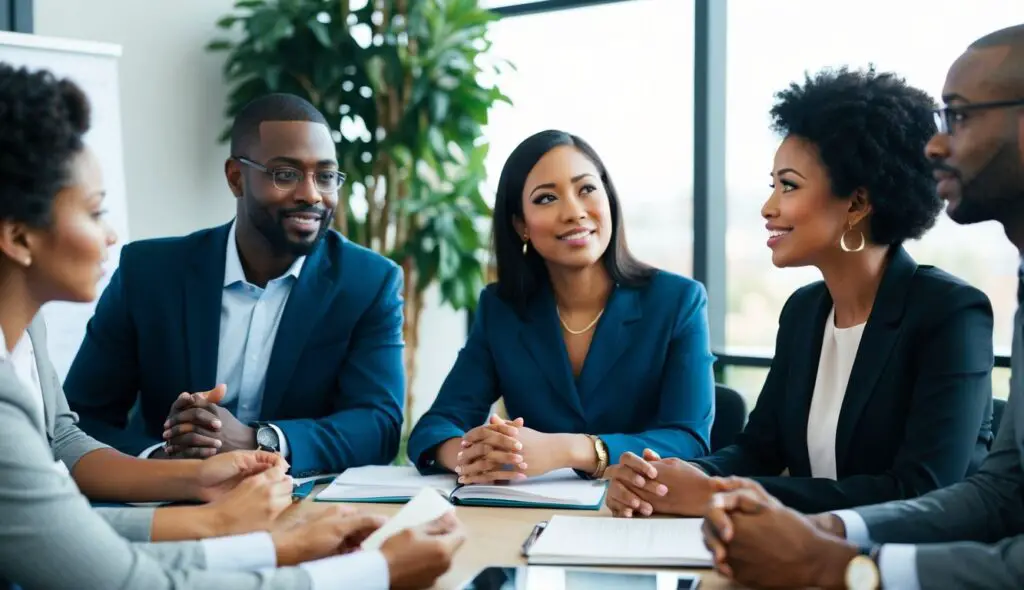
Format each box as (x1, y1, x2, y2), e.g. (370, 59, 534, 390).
(604, 67, 995, 518)
(407, 130, 716, 483)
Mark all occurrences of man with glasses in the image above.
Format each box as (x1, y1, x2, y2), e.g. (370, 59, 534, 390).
(64, 93, 405, 479)
(693, 24, 1024, 590)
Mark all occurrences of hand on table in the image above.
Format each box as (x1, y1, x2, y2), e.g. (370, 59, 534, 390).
(272, 506, 387, 566)
(200, 463, 294, 536)
(701, 481, 856, 588)
(455, 415, 561, 484)
(160, 384, 256, 458)
(191, 449, 288, 502)
(605, 449, 722, 518)
(381, 512, 467, 590)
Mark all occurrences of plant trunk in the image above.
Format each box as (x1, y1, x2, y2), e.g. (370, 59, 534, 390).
(400, 256, 422, 440)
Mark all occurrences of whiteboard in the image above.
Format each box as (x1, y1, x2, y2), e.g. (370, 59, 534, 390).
(0, 31, 129, 381)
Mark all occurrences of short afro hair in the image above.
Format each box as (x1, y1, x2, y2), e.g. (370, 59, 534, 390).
(0, 63, 91, 227)
(770, 66, 941, 245)
(229, 93, 330, 156)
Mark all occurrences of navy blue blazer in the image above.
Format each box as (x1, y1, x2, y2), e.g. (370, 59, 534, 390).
(64, 222, 405, 477)
(693, 246, 994, 513)
(407, 270, 716, 471)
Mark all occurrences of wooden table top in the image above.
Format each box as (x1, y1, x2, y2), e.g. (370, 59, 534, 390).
(303, 487, 739, 589)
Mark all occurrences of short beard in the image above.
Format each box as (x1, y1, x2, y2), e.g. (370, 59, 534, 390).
(949, 138, 1024, 225)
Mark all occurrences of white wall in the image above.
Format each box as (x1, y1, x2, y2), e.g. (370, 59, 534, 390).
(34, 0, 463, 423)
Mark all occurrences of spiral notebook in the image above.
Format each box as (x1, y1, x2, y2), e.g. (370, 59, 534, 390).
(315, 466, 607, 510)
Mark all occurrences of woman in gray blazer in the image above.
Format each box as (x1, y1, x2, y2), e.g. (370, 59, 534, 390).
(0, 64, 463, 589)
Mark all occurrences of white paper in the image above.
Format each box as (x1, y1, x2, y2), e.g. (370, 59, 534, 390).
(526, 515, 712, 567)
(452, 468, 606, 506)
(317, 465, 457, 501)
(359, 487, 455, 550)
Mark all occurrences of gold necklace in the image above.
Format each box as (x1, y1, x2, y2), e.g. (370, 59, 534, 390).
(557, 307, 605, 335)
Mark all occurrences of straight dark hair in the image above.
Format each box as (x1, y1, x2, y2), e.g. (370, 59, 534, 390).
(492, 129, 655, 311)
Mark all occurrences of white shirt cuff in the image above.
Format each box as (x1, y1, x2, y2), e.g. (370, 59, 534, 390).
(269, 423, 290, 459)
(300, 550, 389, 590)
(879, 544, 920, 590)
(832, 510, 872, 545)
(139, 442, 164, 459)
(201, 532, 277, 572)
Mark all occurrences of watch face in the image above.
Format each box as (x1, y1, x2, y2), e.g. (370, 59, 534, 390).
(257, 426, 280, 449)
(845, 556, 880, 590)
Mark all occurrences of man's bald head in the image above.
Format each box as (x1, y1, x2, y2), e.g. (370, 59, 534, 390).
(968, 24, 1024, 95)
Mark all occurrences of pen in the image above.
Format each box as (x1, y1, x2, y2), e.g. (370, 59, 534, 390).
(520, 521, 548, 556)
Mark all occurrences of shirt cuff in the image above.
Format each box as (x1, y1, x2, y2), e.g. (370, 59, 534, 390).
(879, 544, 920, 590)
(269, 423, 290, 459)
(201, 532, 277, 572)
(300, 550, 389, 590)
(832, 510, 872, 545)
(139, 442, 164, 459)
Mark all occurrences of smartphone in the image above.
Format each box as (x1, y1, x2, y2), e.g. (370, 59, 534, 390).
(459, 566, 700, 590)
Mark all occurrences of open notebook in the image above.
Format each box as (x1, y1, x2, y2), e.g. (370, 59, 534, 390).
(315, 466, 607, 510)
(525, 515, 713, 567)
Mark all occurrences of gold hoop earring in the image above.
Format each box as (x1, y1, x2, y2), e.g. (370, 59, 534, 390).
(840, 227, 865, 253)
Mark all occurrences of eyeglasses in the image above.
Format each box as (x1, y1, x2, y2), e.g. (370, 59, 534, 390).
(233, 156, 347, 194)
(933, 98, 1024, 135)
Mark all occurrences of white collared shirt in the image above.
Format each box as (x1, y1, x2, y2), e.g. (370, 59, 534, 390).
(0, 326, 45, 429)
(141, 219, 304, 458)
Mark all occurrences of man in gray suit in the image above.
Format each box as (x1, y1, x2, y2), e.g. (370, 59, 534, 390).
(698, 24, 1024, 590)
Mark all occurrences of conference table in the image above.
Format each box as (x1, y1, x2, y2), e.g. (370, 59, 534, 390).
(304, 486, 737, 589)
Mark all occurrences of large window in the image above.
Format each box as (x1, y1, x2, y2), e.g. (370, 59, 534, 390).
(482, 0, 695, 276)
(724, 0, 1024, 399)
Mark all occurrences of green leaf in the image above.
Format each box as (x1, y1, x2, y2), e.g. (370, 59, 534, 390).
(206, 39, 234, 52)
(234, 0, 265, 9)
(429, 91, 450, 122)
(308, 19, 332, 48)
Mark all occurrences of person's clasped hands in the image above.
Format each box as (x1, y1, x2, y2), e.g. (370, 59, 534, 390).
(604, 448, 730, 517)
(699, 478, 857, 589)
(155, 383, 257, 458)
(455, 414, 558, 484)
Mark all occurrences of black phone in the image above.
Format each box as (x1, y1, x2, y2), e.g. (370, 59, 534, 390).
(460, 566, 700, 590)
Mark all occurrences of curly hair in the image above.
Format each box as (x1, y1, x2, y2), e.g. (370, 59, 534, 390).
(770, 66, 940, 245)
(0, 63, 91, 227)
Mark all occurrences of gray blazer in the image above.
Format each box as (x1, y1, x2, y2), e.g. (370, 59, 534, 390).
(0, 316, 312, 590)
(29, 316, 155, 542)
(853, 304, 1024, 588)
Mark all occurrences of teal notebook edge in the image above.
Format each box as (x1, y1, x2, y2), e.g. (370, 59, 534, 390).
(314, 495, 412, 504)
(449, 483, 608, 511)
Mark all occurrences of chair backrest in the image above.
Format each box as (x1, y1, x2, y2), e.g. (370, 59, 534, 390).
(712, 384, 748, 453)
(993, 398, 1007, 440)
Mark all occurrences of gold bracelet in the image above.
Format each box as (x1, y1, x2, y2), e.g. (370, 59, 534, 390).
(588, 434, 609, 479)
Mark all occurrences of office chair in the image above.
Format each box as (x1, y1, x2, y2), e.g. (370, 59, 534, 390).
(712, 384, 748, 453)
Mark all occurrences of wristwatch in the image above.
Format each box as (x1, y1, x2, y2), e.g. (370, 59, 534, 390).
(251, 421, 281, 453)
(587, 434, 609, 479)
(845, 545, 881, 590)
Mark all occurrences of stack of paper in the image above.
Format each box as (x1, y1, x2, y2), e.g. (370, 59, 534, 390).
(525, 515, 713, 567)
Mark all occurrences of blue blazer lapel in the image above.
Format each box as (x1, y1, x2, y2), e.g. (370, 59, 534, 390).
(518, 287, 585, 421)
(834, 246, 915, 471)
(576, 287, 642, 403)
(260, 241, 336, 419)
(183, 224, 230, 390)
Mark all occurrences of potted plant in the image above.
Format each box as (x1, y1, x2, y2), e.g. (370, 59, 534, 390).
(207, 0, 512, 445)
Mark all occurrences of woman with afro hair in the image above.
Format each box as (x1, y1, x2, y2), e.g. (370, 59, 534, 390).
(606, 66, 996, 518)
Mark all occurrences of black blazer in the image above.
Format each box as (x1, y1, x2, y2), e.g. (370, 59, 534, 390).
(694, 246, 994, 513)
